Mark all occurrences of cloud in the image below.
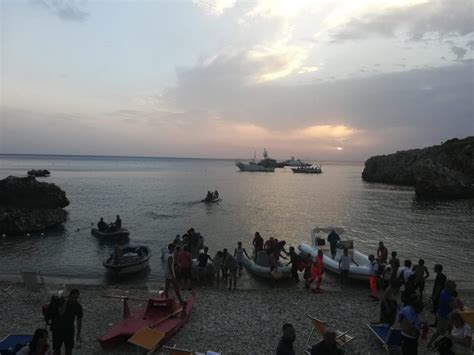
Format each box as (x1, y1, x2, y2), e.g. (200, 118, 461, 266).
(35, 0, 89, 21)
(298, 66, 319, 74)
(466, 40, 474, 50)
(451, 46, 468, 60)
(328, 0, 473, 42)
(192, 0, 237, 16)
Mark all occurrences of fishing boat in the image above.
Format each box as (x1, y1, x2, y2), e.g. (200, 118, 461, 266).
(91, 227, 130, 239)
(103, 245, 151, 276)
(242, 253, 291, 280)
(298, 226, 371, 281)
(236, 149, 276, 172)
(284, 157, 312, 167)
(100, 294, 195, 349)
(291, 165, 322, 174)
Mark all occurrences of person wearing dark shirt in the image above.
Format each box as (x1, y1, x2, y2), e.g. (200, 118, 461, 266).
(427, 280, 456, 349)
(197, 246, 213, 285)
(253, 232, 264, 256)
(327, 230, 340, 259)
(311, 330, 344, 355)
(115, 215, 122, 229)
(97, 218, 107, 232)
(51, 289, 83, 355)
(276, 323, 296, 355)
(389, 251, 400, 281)
(286, 247, 300, 283)
(377, 241, 388, 264)
(430, 264, 447, 327)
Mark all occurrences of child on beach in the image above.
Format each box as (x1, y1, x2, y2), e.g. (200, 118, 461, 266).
(309, 250, 324, 293)
(368, 254, 379, 301)
(234, 241, 250, 273)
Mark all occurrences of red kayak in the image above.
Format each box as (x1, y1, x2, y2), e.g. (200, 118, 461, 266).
(100, 295, 195, 349)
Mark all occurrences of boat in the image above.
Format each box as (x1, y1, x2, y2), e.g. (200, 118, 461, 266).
(236, 149, 276, 172)
(201, 196, 221, 203)
(291, 165, 322, 174)
(103, 245, 151, 276)
(27, 169, 50, 177)
(91, 228, 130, 239)
(100, 294, 195, 349)
(298, 226, 371, 281)
(284, 157, 312, 167)
(241, 252, 291, 280)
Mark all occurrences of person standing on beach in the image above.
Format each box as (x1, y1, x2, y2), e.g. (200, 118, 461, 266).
(286, 247, 300, 283)
(177, 245, 193, 291)
(399, 295, 423, 355)
(430, 264, 446, 327)
(50, 289, 82, 355)
(377, 241, 388, 264)
(276, 323, 296, 355)
(164, 244, 184, 304)
(389, 251, 400, 281)
(310, 250, 324, 293)
(253, 232, 264, 258)
(327, 229, 340, 259)
(368, 255, 379, 301)
(338, 248, 352, 284)
(234, 241, 250, 273)
(427, 280, 457, 349)
(224, 252, 238, 290)
(413, 259, 429, 299)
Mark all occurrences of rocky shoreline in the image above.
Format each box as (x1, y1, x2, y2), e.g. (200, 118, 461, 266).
(1, 274, 473, 355)
(362, 137, 474, 198)
(0, 176, 69, 235)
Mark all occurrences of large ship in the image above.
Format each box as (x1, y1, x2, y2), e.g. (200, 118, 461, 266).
(236, 149, 276, 172)
(284, 156, 312, 167)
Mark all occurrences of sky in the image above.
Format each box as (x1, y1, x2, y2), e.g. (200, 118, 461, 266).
(1, 0, 473, 161)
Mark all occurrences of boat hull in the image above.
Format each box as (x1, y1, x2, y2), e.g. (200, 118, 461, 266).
(236, 162, 275, 172)
(91, 228, 130, 239)
(291, 168, 322, 174)
(100, 295, 195, 349)
(201, 197, 221, 203)
(103, 246, 151, 276)
(242, 253, 291, 280)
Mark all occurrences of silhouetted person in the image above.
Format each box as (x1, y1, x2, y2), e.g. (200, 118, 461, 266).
(276, 323, 296, 355)
(97, 218, 107, 232)
(115, 215, 122, 229)
(327, 229, 340, 259)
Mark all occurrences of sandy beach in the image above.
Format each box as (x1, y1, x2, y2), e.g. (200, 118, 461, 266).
(1, 273, 473, 355)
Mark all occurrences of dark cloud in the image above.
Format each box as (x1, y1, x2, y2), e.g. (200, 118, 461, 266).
(330, 0, 473, 42)
(451, 46, 468, 60)
(35, 0, 89, 21)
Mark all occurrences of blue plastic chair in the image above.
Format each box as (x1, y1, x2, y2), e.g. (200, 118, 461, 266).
(0, 334, 33, 355)
(367, 324, 402, 352)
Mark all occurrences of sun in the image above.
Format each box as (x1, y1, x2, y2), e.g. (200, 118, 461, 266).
(337, 147, 343, 151)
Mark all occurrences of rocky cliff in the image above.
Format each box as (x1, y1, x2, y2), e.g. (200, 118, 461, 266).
(362, 137, 474, 198)
(0, 176, 70, 235)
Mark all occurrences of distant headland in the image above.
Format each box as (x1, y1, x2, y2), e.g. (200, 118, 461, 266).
(362, 136, 474, 198)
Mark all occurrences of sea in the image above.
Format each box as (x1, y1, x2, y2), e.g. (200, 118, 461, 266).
(0, 154, 473, 285)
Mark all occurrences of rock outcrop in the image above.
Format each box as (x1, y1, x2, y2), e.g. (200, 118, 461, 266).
(362, 137, 474, 198)
(0, 176, 69, 235)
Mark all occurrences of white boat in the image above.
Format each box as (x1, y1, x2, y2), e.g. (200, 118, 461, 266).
(298, 226, 371, 281)
(236, 149, 276, 172)
(242, 252, 291, 280)
(103, 245, 151, 276)
(284, 157, 312, 167)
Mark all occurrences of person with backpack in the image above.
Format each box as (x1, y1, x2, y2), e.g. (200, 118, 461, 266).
(49, 289, 83, 355)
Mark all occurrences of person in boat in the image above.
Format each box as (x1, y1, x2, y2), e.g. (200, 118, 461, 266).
(205, 191, 213, 201)
(163, 244, 184, 304)
(50, 289, 83, 355)
(327, 229, 340, 259)
(197, 247, 213, 285)
(389, 251, 400, 281)
(97, 218, 107, 232)
(430, 264, 446, 327)
(309, 250, 324, 293)
(114, 242, 123, 265)
(16, 328, 51, 355)
(413, 259, 430, 300)
(377, 241, 388, 264)
(213, 190, 219, 199)
(224, 252, 238, 290)
(234, 241, 250, 273)
(276, 323, 296, 355)
(252, 232, 264, 259)
(310, 329, 344, 355)
(286, 247, 301, 283)
(114, 215, 122, 229)
(177, 245, 193, 291)
(368, 254, 379, 301)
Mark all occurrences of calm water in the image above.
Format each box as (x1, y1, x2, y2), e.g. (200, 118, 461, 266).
(0, 155, 473, 284)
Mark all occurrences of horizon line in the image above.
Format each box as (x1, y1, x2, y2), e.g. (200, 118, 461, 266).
(0, 152, 365, 164)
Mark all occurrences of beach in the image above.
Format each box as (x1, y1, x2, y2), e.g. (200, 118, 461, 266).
(2, 273, 473, 355)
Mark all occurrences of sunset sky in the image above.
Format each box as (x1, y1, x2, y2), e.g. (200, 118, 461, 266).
(1, 0, 473, 161)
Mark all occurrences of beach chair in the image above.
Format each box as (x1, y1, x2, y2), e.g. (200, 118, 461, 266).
(304, 315, 354, 349)
(128, 326, 165, 354)
(0, 334, 33, 355)
(366, 324, 402, 353)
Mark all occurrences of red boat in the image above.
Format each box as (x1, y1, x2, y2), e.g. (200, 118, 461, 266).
(100, 294, 195, 349)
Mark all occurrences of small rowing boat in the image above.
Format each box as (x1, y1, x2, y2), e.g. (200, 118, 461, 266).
(103, 245, 151, 276)
(100, 294, 195, 349)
